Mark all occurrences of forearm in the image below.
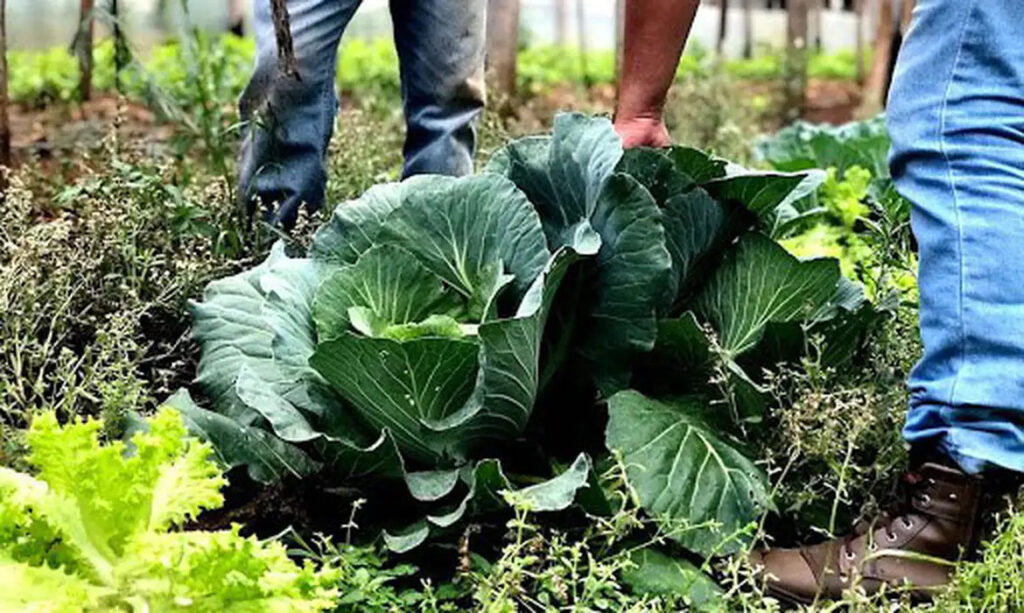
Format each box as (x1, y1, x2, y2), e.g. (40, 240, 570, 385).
(615, 0, 700, 122)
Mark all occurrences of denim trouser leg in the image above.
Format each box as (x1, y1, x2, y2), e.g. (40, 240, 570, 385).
(889, 0, 1024, 473)
(238, 0, 486, 227)
(238, 0, 361, 227)
(390, 0, 486, 178)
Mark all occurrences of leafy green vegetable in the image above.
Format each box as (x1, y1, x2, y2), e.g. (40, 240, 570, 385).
(621, 547, 722, 609)
(693, 232, 840, 357)
(821, 166, 872, 229)
(488, 114, 673, 394)
(179, 111, 866, 561)
(606, 391, 769, 556)
(181, 171, 594, 551)
(754, 115, 891, 179)
(0, 409, 339, 611)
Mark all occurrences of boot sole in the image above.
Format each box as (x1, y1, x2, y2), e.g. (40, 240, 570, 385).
(764, 584, 815, 606)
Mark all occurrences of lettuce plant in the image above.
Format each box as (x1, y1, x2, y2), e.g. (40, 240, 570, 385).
(0, 408, 339, 611)
(178, 112, 869, 559)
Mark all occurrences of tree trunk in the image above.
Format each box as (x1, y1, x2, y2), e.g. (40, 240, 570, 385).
(555, 0, 569, 45)
(0, 0, 9, 169)
(576, 0, 589, 85)
(811, 0, 823, 52)
(485, 0, 520, 97)
(614, 0, 625, 79)
(110, 0, 130, 93)
(858, 0, 893, 115)
(785, 0, 809, 121)
(742, 0, 754, 58)
(228, 0, 244, 36)
(77, 0, 94, 101)
(717, 0, 729, 56)
(881, 0, 914, 102)
(855, 0, 865, 83)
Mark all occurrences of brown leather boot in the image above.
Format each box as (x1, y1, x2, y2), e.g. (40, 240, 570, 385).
(749, 462, 983, 604)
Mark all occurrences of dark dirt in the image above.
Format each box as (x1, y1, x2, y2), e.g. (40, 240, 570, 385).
(5, 78, 861, 170)
(9, 96, 172, 163)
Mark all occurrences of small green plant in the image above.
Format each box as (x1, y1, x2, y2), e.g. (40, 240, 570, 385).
(467, 461, 722, 612)
(781, 167, 873, 278)
(8, 46, 81, 106)
(0, 407, 340, 610)
(0, 143, 253, 440)
(288, 531, 464, 612)
(929, 499, 1024, 612)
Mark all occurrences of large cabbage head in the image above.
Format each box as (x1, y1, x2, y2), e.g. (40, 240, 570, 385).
(184, 173, 571, 480)
(307, 173, 569, 465)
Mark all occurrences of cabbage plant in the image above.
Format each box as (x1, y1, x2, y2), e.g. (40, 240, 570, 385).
(177, 112, 871, 558)
(490, 114, 870, 555)
(181, 173, 591, 551)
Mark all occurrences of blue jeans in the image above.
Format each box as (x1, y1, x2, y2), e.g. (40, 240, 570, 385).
(889, 0, 1024, 473)
(238, 0, 486, 227)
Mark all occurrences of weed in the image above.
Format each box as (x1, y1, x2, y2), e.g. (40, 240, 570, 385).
(0, 137, 255, 442)
(324, 108, 404, 206)
(288, 531, 463, 613)
(664, 65, 767, 163)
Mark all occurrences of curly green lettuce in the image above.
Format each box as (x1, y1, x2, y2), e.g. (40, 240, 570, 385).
(0, 408, 339, 612)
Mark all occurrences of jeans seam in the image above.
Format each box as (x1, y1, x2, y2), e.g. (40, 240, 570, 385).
(938, 0, 977, 410)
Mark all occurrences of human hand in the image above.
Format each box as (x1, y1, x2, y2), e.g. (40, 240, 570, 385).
(613, 115, 671, 148)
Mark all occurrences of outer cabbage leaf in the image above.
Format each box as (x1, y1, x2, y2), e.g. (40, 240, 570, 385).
(692, 233, 841, 358)
(309, 181, 405, 264)
(637, 313, 769, 423)
(615, 147, 696, 205)
(621, 547, 723, 609)
(382, 454, 592, 553)
(189, 241, 288, 423)
(660, 187, 755, 308)
(663, 146, 729, 184)
(488, 113, 672, 393)
(606, 391, 769, 556)
(512, 453, 592, 511)
(704, 171, 812, 220)
(613, 147, 756, 310)
(754, 115, 890, 178)
(185, 243, 395, 482)
(165, 388, 322, 483)
(191, 245, 343, 435)
(383, 459, 515, 553)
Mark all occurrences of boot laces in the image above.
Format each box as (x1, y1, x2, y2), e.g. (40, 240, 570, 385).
(841, 472, 935, 561)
